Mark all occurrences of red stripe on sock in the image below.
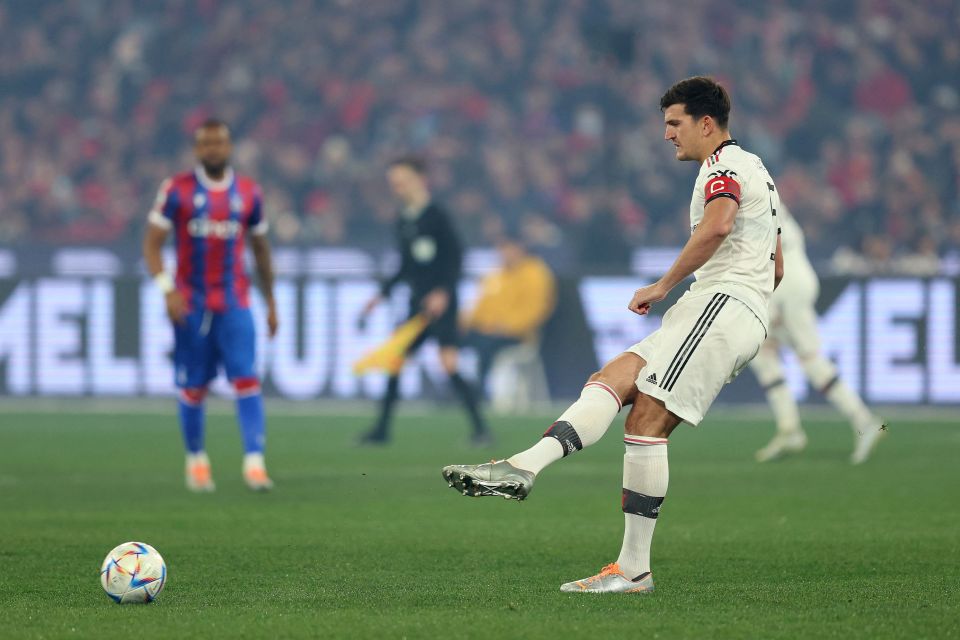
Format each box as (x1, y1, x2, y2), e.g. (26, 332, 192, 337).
(584, 381, 622, 411)
(624, 435, 668, 446)
(180, 388, 207, 406)
(233, 377, 261, 397)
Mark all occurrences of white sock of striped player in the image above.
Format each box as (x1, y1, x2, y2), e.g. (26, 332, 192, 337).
(824, 380, 874, 432)
(507, 381, 622, 475)
(749, 348, 800, 434)
(617, 437, 669, 578)
(767, 382, 801, 434)
(802, 355, 873, 431)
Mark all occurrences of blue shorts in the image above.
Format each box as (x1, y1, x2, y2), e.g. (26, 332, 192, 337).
(173, 307, 257, 389)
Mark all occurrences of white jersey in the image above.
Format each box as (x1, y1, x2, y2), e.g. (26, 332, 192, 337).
(686, 140, 780, 331)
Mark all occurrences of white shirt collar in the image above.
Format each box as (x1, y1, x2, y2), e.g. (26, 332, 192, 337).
(195, 165, 235, 192)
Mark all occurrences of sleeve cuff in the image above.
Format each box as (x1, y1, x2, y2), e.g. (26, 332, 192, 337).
(148, 210, 173, 230)
(250, 221, 270, 236)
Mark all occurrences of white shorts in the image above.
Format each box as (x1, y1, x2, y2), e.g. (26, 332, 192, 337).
(627, 292, 766, 425)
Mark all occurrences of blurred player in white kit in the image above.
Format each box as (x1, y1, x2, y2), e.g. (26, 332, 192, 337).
(749, 203, 885, 464)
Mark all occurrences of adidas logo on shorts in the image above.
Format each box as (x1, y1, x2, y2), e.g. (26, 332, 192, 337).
(646, 373, 657, 384)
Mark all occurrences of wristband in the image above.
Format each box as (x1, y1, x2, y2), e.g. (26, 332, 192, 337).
(153, 272, 175, 294)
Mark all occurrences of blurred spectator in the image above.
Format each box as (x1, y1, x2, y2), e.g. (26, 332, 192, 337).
(461, 230, 556, 390)
(0, 0, 957, 274)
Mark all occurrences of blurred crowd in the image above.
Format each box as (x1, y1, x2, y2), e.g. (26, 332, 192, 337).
(1, 0, 958, 273)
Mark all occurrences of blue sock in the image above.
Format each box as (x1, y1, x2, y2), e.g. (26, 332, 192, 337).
(235, 379, 266, 454)
(178, 390, 206, 454)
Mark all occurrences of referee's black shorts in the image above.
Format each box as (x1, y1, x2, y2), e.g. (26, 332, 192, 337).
(406, 292, 459, 352)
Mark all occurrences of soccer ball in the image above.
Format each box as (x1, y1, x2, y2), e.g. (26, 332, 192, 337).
(100, 541, 167, 604)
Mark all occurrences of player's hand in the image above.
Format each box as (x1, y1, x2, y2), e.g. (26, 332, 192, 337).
(422, 289, 449, 319)
(164, 290, 188, 325)
(265, 297, 279, 338)
(628, 281, 668, 316)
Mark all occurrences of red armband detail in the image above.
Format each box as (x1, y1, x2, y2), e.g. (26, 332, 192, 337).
(704, 176, 741, 205)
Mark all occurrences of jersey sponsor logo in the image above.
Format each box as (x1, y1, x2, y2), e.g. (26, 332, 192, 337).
(186, 218, 243, 239)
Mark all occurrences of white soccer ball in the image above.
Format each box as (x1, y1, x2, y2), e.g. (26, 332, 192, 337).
(100, 541, 167, 604)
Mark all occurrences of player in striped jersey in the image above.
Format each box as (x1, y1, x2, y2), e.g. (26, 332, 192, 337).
(143, 119, 278, 492)
(750, 203, 885, 464)
(442, 76, 788, 593)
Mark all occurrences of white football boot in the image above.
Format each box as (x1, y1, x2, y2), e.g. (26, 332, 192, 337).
(851, 418, 887, 465)
(185, 452, 215, 492)
(755, 430, 808, 462)
(243, 453, 274, 491)
(560, 563, 655, 594)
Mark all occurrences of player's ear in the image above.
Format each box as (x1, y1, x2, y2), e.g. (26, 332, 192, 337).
(700, 115, 714, 137)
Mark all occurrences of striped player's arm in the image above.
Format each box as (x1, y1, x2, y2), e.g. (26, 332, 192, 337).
(628, 196, 739, 315)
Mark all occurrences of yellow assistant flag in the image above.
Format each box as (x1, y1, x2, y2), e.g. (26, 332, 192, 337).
(353, 314, 429, 375)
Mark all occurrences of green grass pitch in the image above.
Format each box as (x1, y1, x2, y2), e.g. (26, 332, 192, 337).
(0, 405, 957, 639)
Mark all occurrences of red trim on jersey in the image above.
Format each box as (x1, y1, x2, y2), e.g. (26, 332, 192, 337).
(704, 175, 742, 205)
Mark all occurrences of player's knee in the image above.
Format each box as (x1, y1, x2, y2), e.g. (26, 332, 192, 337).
(624, 394, 679, 438)
(180, 387, 208, 406)
(749, 348, 784, 386)
(233, 377, 261, 397)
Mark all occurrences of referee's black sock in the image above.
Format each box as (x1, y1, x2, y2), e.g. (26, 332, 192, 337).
(449, 372, 487, 435)
(370, 375, 401, 439)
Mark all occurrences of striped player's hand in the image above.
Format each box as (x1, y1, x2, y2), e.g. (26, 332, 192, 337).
(628, 282, 666, 316)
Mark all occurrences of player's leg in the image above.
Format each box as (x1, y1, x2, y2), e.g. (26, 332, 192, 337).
(358, 316, 430, 445)
(561, 293, 765, 593)
(786, 306, 885, 463)
(433, 295, 491, 444)
(749, 338, 807, 462)
(439, 346, 491, 445)
(220, 308, 272, 490)
(441, 352, 642, 499)
(174, 310, 217, 492)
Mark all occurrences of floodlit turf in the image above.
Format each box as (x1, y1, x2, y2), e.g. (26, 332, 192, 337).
(0, 405, 957, 639)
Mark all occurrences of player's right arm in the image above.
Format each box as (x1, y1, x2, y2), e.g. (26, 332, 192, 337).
(629, 196, 739, 315)
(142, 179, 187, 325)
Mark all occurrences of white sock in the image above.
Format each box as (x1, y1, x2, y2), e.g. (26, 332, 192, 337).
(801, 355, 872, 430)
(766, 382, 801, 435)
(824, 381, 874, 432)
(507, 382, 622, 475)
(616, 439, 668, 578)
(243, 452, 266, 472)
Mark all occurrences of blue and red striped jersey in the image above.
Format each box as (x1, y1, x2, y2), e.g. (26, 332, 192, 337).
(148, 167, 267, 312)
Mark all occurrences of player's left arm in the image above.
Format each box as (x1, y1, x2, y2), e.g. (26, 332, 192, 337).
(250, 233, 278, 338)
(629, 196, 738, 315)
(247, 187, 278, 338)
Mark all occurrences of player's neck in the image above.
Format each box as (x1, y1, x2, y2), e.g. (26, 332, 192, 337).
(696, 134, 734, 163)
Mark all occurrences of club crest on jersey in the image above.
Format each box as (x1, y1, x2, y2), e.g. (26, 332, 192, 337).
(193, 193, 207, 208)
(230, 194, 244, 213)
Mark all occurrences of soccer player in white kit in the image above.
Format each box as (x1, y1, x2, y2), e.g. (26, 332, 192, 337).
(750, 203, 885, 464)
(442, 77, 786, 593)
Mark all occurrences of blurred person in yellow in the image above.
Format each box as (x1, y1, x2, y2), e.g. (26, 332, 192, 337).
(461, 230, 556, 393)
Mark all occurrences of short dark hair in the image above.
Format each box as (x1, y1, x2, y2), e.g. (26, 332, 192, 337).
(389, 155, 427, 175)
(659, 77, 731, 129)
(195, 118, 230, 137)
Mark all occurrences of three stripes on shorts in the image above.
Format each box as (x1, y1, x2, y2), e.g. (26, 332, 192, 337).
(656, 293, 730, 392)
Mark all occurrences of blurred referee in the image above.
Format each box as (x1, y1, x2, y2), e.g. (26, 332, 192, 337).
(357, 156, 491, 446)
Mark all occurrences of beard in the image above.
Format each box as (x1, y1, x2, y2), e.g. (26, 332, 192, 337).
(201, 159, 228, 176)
